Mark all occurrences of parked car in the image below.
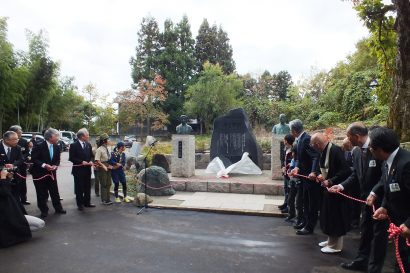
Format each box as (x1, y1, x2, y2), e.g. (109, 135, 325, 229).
(21, 133, 44, 145)
(123, 136, 136, 148)
(60, 131, 77, 144)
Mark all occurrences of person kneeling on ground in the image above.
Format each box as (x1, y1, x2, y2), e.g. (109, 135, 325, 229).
(109, 142, 131, 203)
(0, 169, 45, 248)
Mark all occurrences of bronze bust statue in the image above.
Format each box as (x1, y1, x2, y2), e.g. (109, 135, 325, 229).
(272, 114, 290, 135)
(176, 115, 193, 134)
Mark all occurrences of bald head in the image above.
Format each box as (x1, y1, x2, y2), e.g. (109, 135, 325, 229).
(310, 133, 329, 152)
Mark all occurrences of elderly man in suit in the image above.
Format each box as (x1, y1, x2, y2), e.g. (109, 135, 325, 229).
(8, 125, 30, 205)
(69, 128, 94, 211)
(368, 127, 410, 272)
(31, 128, 66, 219)
(289, 119, 321, 235)
(0, 131, 26, 213)
(329, 123, 388, 272)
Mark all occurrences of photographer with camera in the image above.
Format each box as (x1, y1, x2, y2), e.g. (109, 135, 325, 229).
(0, 131, 26, 213)
(0, 168, 45, 248)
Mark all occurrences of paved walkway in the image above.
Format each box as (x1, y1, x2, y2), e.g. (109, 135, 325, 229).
(150, 192, 285, 216)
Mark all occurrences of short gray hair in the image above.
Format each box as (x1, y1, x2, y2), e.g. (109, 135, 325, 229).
(8, 125, 23, 133)
(77, 128, 89, 139)
(44, 128, 60, 141)
(3, 131, 17, 140)
(289, 119, 304, 134)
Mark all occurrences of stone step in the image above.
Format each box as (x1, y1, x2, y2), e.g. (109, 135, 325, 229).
(169, 170, 284, 195)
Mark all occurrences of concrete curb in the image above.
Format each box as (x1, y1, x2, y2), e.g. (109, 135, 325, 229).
(145, 203, 286, 218)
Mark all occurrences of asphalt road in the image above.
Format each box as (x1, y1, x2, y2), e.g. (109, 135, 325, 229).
(0, 152, 396, 273)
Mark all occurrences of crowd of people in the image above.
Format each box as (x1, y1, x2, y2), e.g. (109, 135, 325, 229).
(1, 121, 409, 272)
(277, 119, 410, 272)
(0, 126, 130, 248)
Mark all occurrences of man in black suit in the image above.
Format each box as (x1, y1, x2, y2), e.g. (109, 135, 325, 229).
(289, 119, 321, 235)
(369, 127, 410, 272)
(0, 131, 25, 213)
(330, 122, 388, 273)
(31, 128, 66, 219)
(9, 125, 30, 205)
(69, 128, 94, 211)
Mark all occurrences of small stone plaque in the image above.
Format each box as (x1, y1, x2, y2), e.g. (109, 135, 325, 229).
(178, 141, 183, 158)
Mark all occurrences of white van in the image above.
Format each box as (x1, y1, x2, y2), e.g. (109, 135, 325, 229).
(60, 131, 77, 144)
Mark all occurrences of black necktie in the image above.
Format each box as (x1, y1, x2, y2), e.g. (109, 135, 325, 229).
(6, 147, 11, 160)
(82, 142, 86, 150)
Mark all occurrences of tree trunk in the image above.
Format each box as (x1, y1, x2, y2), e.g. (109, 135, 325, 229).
(389, 0, 410, 141)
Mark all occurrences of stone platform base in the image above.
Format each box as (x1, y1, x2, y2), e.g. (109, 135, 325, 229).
(169, 170, 284, 195)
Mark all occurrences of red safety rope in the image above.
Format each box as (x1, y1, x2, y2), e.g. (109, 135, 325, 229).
(291, 172, 410, 273)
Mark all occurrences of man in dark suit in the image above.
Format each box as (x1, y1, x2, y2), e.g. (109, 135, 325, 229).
(69, 128, 94, 210)
(0, 131, 25, 213)
(289, 119, 321, 235)
(369, 127, 410, 272)
(31, 128, 66, 219)
(9, 125, 30, 205)
(330, 122, 388, 273)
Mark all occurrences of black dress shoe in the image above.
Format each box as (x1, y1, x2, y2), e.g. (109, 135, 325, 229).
(278, 204, 287, 210)
(40, 212, 48, 219)
(293, 222, 305, 229)
(22, 201, 31, 205)
(296, 227, 313, 235)
(55, 209, 67, 214)
(281, 208, 289, 213)
(340, 260, 367, 271)
(285, 215, 296, 222)
(78, 206, 84, 211)
(84, 204, 96, 208)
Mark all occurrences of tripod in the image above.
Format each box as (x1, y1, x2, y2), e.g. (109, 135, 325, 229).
(137, 142, 155, 215)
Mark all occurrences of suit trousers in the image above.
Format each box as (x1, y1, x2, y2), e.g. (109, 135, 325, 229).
(73, 173, 91, 207)
(303, 180, 322, 231)
(357, 204, 388, 273)
(33, 176, 63, 213)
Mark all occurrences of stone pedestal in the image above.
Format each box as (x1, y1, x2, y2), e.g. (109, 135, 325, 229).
(271, 135, 284, 180)
(171, 134, 195, 178)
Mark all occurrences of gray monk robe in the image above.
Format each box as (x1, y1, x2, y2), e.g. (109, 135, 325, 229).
(319, 143, 352, 237)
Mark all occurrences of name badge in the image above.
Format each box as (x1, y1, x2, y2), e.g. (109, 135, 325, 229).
(389, 183, 401, 192)
(369, 160, 376, 167)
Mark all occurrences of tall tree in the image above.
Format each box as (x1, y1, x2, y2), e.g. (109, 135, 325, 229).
(195, 19, 235, 74)
(19, 29, 57, 132)
(353, 0, 410, 140)
(0, 17, 26, 132)
(158, 16, 196, 132)
(116, 75, 168, 137)
(130, 16, 161, 85)
(185, 62, 242, 132)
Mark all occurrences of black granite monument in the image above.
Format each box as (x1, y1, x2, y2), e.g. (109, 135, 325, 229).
(210, 108, 263, 168)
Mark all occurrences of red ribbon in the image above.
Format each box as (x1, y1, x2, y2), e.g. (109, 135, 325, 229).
(291, 172, 409, 273)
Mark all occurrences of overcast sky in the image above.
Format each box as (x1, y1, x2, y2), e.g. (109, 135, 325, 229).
(2, 0, 369, 97)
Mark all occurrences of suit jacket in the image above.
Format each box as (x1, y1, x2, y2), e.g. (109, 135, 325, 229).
(0, 141, 24, 173)
(69, 140, 92, 176)
(31, 140, 61, 178)
(340, 145, 383, 199)
(377, 148, 410, 227)
(295, 132, 320, 176)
